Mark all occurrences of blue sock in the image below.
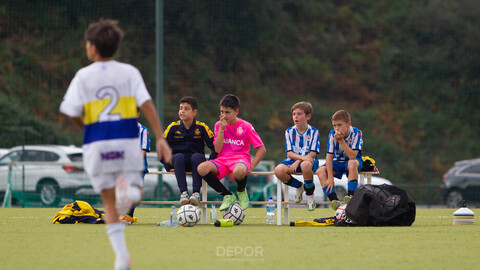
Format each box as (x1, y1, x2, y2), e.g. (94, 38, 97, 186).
(322, 186, 336, 195)
(304, 180, 314, 189)
(286, 177, 302, 188)
(348, 180, 358, 193)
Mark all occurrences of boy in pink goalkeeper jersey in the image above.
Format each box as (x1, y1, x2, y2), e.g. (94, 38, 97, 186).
(198, 94, 266, 211)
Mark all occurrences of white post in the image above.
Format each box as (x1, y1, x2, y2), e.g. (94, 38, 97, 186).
(275, 175, 282, 226)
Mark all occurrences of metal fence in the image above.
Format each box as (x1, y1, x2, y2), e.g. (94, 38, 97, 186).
(1, 161, 449, 209)
(1, 161, 277, 208)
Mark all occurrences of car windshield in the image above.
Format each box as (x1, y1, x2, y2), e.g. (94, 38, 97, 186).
(0, 151, 22, 165)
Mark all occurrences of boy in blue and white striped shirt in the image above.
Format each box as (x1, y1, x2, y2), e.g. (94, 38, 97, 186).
(318, 110, 363, 211)
(121, 111, 151, 223)
(274, 102, 320, 211)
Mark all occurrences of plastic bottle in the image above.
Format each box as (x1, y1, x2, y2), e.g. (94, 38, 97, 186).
(169, 205, 178, 227)
(266, 196, 275, 224)
(214, 219, 234, 227)
(157, 205, 178, 227)
(210, 205, 217, 224)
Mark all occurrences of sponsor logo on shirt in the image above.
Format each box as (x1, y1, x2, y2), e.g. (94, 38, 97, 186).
(101, 151, 125, 161)
(224, 138, 245, 145)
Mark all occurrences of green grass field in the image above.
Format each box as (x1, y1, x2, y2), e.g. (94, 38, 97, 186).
(1, 207, 479, 270)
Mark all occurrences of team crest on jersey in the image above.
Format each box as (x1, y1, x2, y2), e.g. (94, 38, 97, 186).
(175, 131, 181, 134)
(347, 138, 352, 145)
(237, 126, 243, 135)
(307, 135, 311, 141)
(195, 129, 200, 135)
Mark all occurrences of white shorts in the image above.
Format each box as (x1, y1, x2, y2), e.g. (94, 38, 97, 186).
(90, 171, 143, 193)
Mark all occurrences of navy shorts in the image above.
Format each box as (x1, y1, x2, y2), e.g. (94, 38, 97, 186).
(280, 158, 319, 173)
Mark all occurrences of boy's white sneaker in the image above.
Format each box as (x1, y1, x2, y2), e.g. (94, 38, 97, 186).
(306, 194, 316, 211)
(115, 176, 133, 216)
(294, 184, 305, 203)
(189, 192, 200, 206)
(114, 257, 131, 270)
(180, 191, 189, 205)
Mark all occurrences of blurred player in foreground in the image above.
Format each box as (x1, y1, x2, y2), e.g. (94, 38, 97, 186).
(60, 19, 171, 270)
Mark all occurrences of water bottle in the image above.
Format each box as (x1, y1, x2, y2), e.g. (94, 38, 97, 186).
(210, 205, 217, 224)
(169, 205, 178, 227)
(266, 196, 275, 225)
(157, 205, 178, 227)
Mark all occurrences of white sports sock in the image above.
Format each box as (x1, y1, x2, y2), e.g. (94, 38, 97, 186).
(106, 223, 129, 259)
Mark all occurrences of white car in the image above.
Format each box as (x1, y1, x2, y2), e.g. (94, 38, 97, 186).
(275, 159, 392, 203)
(0, 145, 88, 207)
(0, 149, 8, 158)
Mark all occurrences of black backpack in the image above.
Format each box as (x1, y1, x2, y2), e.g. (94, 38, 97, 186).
(338, 184, 416, 226)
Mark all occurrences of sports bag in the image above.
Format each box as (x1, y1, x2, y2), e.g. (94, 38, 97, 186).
(361, 156, 375, 171)
(53, 200, 104, 224)
(337, 184, 416, 226)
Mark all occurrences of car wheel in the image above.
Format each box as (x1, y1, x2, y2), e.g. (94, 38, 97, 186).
(155, 183, 174, 200)
(335, 186, 347, 201)
(37, 180, 61, 207)
(446, 190, 464, 208)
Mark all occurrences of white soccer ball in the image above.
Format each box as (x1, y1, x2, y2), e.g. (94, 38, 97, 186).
(223, 204, 245, 225)
(177, 204, 201, 227)
(335, 204, 346, 221)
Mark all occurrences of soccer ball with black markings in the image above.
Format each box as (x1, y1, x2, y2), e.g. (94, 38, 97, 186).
(222, 204, 245, 225)
(177, 204, 201, 227)
(335, 204, 346, 221)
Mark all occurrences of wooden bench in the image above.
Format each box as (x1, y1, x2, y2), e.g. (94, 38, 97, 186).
(141, 170, 379, 225)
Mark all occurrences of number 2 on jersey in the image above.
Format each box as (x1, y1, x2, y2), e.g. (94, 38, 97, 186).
(96, 86, 121, 122)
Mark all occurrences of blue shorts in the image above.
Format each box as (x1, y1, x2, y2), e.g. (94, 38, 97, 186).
(280, 158, 319, 173)
(321, 157, 363, 179)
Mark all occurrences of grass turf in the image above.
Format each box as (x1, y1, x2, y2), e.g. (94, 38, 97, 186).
(0, 207, 479, 270)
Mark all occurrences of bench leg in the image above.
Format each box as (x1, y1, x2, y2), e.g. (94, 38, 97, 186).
(283, 184, 289, 225)
(202, 180, 207, 224)
(276, 175, 282, 226)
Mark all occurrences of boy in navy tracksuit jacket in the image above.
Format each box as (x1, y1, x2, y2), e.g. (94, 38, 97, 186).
(163, 96, 216, 206)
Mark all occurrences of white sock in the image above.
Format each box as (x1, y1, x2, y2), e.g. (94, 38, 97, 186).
(106, 223, 129, 259)
(129, 185, 141, 204)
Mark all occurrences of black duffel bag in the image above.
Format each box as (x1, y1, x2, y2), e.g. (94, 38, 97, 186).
(337, 184, 416, 226)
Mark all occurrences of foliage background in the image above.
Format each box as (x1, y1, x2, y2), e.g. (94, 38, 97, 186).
(1, 0, 479, 203)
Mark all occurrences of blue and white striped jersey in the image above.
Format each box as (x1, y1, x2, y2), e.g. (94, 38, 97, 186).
(283, 124, 320, 162)
(138, 122, 151, 173)
(326, 126, 363, 161)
